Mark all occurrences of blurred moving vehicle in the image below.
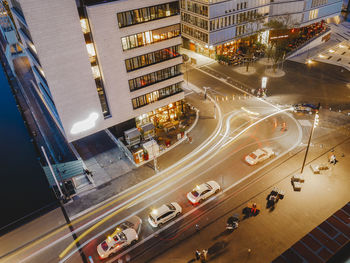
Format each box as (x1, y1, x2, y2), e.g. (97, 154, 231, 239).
(293, 103, 318, 114)
(187, 181, 220, 205)
(148, 202, 182, 227)
(97, 216, 142, 259)
(245, 147, 274, 165)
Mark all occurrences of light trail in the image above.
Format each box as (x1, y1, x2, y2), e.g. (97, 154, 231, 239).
(7, 92, 224, 263)
(58, 110, 240, 262)
(84, 111, 303, 263)
(59, 108, 298, 262)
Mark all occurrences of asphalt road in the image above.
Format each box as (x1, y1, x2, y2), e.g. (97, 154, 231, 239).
(2, 59, 329, 263)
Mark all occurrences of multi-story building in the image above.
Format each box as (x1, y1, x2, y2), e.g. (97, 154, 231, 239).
(180, 0, 342, 58)
(7, 0, 184, 142)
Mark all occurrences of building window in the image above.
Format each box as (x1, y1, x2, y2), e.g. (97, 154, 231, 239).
(129, 64, 181, 91)
(186, 1, 208, 17)
(117, 2, 179, 28)
(132, 83, 183, 109)
(311, 0, 327, 7)
(181, 12, 208, 30)
(309, 9, 318, 20)
(121, 24, 180, 51)
(125, 45, 180, 72)
(181, 24, 208, 43)
(80, 18, 90, 34)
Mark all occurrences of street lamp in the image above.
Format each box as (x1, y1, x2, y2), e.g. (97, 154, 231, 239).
(300, 107, 320, 174)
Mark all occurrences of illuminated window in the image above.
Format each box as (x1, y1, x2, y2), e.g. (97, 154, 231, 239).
(86, 43, 96, 57)
(309, 9, 318, 20)
(91, 65, 101, 79)
(80, 19, 90, 34)
(28, 42, 37, 53)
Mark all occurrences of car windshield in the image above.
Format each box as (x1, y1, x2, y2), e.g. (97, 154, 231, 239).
(249, 153, 257, 159)
(113, 232, 127, 242)
(119, 221, 133, 230)
(166, 204, 176, 210)
(191, 190, 199, 197)
(205, 183, 212, 190)
(101, 241, 109, 251)
(149, 214, 156, 222)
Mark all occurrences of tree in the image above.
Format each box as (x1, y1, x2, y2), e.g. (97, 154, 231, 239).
(244, 13, 265, 72)
(263, 14, 300, 72)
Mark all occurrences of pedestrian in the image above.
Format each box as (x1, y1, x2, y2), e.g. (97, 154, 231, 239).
(200, 249, 208, 262)
(330, 154, 337, 165)
(203, 249, 208, 261)
(195, 249, 201, 261)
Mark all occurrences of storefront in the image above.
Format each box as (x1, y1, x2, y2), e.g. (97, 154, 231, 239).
(135, 99, 187, 129)
(183, 37, 216, 59)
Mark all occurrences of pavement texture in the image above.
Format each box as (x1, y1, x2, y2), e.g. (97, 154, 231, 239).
(273, 202, 350, 263)
(64, 92, 218, 218)
(149, 121, 350, 263)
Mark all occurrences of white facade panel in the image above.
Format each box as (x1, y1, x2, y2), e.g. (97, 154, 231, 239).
(18, 0, 105, 142)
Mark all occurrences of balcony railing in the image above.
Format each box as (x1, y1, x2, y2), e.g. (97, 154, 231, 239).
(11, 7, 27, 27)
(26, 47, 41, 67)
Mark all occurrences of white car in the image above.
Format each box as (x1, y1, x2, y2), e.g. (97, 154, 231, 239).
(245, 147, 274, 165)
(97, 216, 142, 259)
(187, 181, 221, 205)
(148, 202, 182, 227)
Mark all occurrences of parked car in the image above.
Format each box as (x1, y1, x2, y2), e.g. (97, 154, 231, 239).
(187, 181, 221, 205)
(245, 147, 274, 165)
(148, 202, 182, 227)
(97, 216, 142, 259)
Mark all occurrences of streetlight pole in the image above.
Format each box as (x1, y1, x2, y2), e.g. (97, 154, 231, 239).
(152, 141, 159, 173)
(300, 109, 319, 174)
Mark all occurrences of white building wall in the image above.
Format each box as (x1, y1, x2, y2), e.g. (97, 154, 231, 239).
(17, 0, 104, 142)
(86, 0, 184, 128)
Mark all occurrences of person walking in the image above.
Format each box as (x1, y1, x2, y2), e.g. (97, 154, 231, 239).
(200, 249, 208, 262)
(195, 250, 201, 261)
(330, 154, 337, 165)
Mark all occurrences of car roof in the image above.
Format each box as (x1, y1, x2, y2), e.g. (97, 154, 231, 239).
(155, 204, 173, 215)
(253, 148, 266, 156)
(195, 183, 210, 193)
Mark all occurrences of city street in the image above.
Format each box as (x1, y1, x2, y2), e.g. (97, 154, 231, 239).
(1, 0, 349, 262)
(1, 54, 349, 263)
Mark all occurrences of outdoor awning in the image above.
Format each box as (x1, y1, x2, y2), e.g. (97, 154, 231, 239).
(124, 128, 140, 139)
(141, 122, 155, 132)
(43, 160, 84, 187)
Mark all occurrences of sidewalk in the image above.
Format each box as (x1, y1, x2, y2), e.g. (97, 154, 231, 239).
(64, 90, 218, 218)
(150, 127, 350, 263)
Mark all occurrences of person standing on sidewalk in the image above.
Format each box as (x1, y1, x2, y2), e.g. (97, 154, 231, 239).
(200, 249, 208, 262)
(330, 154, 337, 165)
(195, 249, 201, 261)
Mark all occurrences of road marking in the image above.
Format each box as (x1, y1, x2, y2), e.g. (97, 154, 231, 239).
(59, 108, 301, 262)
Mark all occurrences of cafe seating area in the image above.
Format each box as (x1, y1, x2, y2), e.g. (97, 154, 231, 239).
(122, 105, 197, 164)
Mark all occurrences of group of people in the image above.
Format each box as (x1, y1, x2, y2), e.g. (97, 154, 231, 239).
(195, 249, 208, 262)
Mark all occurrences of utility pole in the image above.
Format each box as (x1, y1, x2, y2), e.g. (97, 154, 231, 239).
(152, 141, 159, 173)
(41, 146, 63, 198)
(300, 107, 320, 174)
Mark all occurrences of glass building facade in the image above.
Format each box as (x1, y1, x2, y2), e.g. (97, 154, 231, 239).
(121, 24, 180, 51)
(117, 1, 179, 28)
(131, 83, 183, 109)
(125, 45, 180, 72)
(129, 64, 181, 91)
